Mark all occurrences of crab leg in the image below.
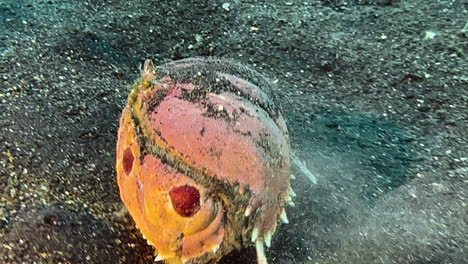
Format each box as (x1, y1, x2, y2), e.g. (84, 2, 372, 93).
(255, 239, 268, 264)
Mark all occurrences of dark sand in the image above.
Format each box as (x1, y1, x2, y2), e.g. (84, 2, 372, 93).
(0, 0, 466, 263)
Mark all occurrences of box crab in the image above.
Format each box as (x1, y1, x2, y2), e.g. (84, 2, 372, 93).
(116, 58, 294, 264)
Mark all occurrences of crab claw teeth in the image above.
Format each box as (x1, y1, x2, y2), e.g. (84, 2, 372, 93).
(251, 227, 259, 242)
(264, 233, 272, 248)
(280, 209, 289, 224)
(290, 174, 296, 180)
(255, 239, 268, 264)
(288, 200, 295, 207)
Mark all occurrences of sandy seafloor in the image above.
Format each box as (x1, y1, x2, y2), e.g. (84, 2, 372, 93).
(0, 0, 466, 263)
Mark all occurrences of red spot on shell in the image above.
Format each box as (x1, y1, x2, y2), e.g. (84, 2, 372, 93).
(123, 148, 134, 175)
(169, 185, 201, 217)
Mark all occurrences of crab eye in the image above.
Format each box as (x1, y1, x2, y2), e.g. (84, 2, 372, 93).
(123, 148, 134, 175)
(169, 185, 201, 217)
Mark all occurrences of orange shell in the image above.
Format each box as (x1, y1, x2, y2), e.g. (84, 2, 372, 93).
(116, 58, 291, 263)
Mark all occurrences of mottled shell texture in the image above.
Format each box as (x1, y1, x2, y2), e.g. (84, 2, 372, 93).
(116, 58, 291, 264)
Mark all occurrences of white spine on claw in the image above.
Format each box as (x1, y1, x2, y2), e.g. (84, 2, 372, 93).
(154, 254, 164, 262)
(280, 209, 289, 224)
(255, 239, 268, 264)
(288, 186, 296, 197)
(264, 233, 272, 248)
(251, 227, 259, 242)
